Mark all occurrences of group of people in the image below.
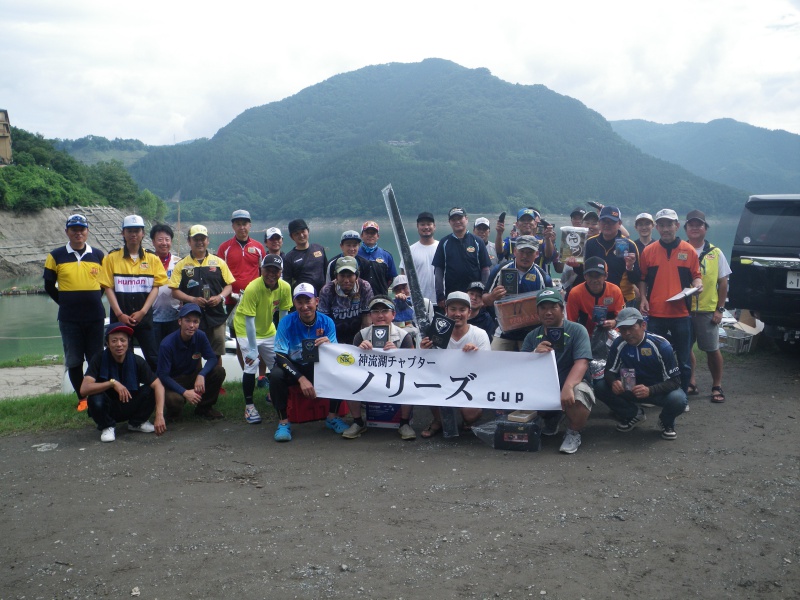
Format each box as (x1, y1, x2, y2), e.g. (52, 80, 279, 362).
(44, 202, 731, 453)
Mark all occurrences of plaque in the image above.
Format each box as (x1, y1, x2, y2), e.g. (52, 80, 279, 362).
(427, 315, 455, 349)
(302, 338, 319, 363)
(371, 325, 390, 349)
(621, 368, 637, 391)
(500, 268, 519, 295)
(559, 226, 588, 263)
(546, 326, 565, 351)
(592, 305, 608, 327)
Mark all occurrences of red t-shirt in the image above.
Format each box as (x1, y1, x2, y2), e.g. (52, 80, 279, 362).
(640, 240, 701, 318)
(216, 237, 266, 303)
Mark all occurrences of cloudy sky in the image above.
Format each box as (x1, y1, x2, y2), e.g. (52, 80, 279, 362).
(5, 0, 800, 146)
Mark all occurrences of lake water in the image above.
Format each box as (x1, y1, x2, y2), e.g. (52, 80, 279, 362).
(0, 214, 740, 363)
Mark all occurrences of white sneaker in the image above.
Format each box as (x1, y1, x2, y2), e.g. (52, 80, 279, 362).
(128, 421, 155, 433)
(100, 427, 116, 442)
(559, 429, 581, 454)
(341, 422, 367, 439)
(398, 423, 416, 440)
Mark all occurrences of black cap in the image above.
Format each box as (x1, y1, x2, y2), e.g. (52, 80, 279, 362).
(288, 219, 308, 234)
(570, 207, 586, 218)
(261, 254, 283, 269)
(417, 211, 435, 223)
(584, 256, 608, 276)
(685, 209, 709, 228)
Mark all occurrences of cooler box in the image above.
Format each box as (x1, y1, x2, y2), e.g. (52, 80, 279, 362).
(287, 386, 348, 423)
(365, 403, 404, 429)
(494, 419, 542, 452)
(494, 290, 542, 332)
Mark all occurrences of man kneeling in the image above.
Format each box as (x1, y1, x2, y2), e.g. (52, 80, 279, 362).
(80, 322, 166, 443)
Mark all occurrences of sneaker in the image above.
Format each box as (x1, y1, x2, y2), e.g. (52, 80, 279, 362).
(559, 430, 581, 454)
(659, 419, 677, 440)
(398, 423, 416, 440)
(341, 422, 368, 439)
(256, 376, 270, 389)
(684, 403, 690, 413)
(325, 416, 349, 434)
(128, 421, 155, 433)
(274, 423, 292, 442)
(100, 427, 116, 443)
(616, 407, 646, 432)
(542, 412, 565, 436)
(196, 407, 224, 420)
(244, 404, 262, 424)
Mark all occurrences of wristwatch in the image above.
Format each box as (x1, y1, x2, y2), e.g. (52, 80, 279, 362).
(716, 307, 725, 314)
(109, 378, 116, 386)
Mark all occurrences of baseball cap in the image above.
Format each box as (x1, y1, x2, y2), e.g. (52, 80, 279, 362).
(685, 209, 709, 227)
(261, 254, 283, 269)
(445, 291, 471, 307)
(335, 256, 359, 274)
(517, 208, 539, 220)
(474, 217, 491, 228)
(515, 235, 540, 252)
(584, 256, 608, 276)
(654, 208, 679, 222)
(293, 282, 316, 298)
(417, 212, 435, 223)
(635, 212, 654, 225)
(448, 207, 467, 219)
(467, 281, 485, 292)
(178, 303, 202, 318)
(265, 227, 282, 239)
(105, 322, 134, 338)
(582, 211, 599, 221)
(189, 224, 208, 238)
(361, 221, 379, 233)
(536, 288, 564, 306)
(599, 206, 621, 222)
(369, 295, 395, 311)
(570, 207, 586, 218)
(616, 307, 645, 327)
(231, 209, 251, 222)
(66, 214, 88, 228)
(391, 274, 408, 289)
(122, 215, 145, 229)
(288, 219, 308, 234)
(340, 230, 361, 243)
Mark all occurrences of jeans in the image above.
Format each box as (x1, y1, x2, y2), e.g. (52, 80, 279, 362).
(646, 316, 693, 393)
(87, 387, 155, 430)
(59, 319, 105, 369)
(595, 378, 687, 428)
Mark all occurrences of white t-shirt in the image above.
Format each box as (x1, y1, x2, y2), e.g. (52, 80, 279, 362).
(400, 240, 439, 304)
(448, 325, 492, 351)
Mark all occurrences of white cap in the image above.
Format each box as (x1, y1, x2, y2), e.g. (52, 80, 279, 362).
(122, 215, 145, 229)
(265, 227, 282, 239)
(231, 209, 251, 221)
(635, 212, 654, 224)
(293, 282, 316, 298)
(654, 208, 679, 222)
(391, 274, 408, 288)
(445, 291, 471, 307)
(474, 217, 491, 228)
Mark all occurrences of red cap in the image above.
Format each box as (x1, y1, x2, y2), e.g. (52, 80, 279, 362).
(361, 221, 379, 233)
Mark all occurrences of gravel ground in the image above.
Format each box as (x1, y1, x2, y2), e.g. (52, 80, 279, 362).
(1, 349, 798, 599)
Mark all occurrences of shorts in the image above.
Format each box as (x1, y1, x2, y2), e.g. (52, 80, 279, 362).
(573, 380, 596, 411)
(206, 322, 228, 356)
(236, 336, 276, 375)
(691, 312, 720, 352)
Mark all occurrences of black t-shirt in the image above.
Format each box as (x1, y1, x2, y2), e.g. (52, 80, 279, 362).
(283, 243, 328, 293)
(85, 352, 155, 399)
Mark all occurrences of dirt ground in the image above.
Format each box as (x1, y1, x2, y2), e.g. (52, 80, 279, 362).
(1, 348, 798, 600)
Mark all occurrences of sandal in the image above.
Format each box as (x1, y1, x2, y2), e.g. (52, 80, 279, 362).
(711, 386, 726, 403)
(421, 421, 442, 438)
(687, 384, 699, 396)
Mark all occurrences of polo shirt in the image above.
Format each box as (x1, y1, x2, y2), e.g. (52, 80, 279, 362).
(216, 237, 266, 304)
(233, 276, 293, 339)
(157, 329, 218, 395)
(169, 252, 236, 329)
(640, 238, 701, 318)
(43, 243, 105, 322)
(356, 245, 398, 296)
(521, 320, 593, 388)
(566, 280, 625, 337)
(605, 331, 680, 387)
(99, 246, 168, 325)
(283, 243, 328, 293)
(584, 234, 641, 302)
(432, 232, 490, 300)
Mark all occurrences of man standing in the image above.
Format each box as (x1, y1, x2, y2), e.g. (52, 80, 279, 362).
(282, 219, 328, 293)
(595, 307, 688, 440)
(326, 230, 371, 284)
(633, 213, 656, 256)
(81, 322, 166, 443)
(158, 303, 226, 420)
(569, 208, 586, 227)
(638, 209, 703, 397)
(99, 215, 168, 370)
(170, 225, 235, 359)
(318, 256, 374, 345)
(264, 227, 285, 259)
(149, 223, 181, 346)
(495, 207, 538, 261)
(583, 206, 641, 304)
(217, 209, 265, 311)
(270, 283, 341, 442)
(357, 221, 397, 297)
(521, 289, 595, 454)
(233, 255, 293, 424)
(483, 235, 552, 351)
(473, 217, 498, 266)
(400, 212, 439, 306)
(684, 210, 731, 403)
(433, 207, 491, 308)
(44, 214, 106, 402)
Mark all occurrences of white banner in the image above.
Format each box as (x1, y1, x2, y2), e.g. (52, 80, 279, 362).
(314, 343, 562, 411)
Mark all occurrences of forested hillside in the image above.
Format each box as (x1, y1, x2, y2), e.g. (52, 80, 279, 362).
(129, 59, 744, 221)
(611, 118, 800, 193)
(55, 135, 152, 167)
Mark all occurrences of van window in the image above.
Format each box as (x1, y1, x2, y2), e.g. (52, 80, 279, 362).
(736, 202, 800, 247)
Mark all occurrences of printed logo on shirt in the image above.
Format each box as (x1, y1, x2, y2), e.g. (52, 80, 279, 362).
(641, 348, 653, 356)
(677, 252, 688, 261)
(209, 266, 217, 272)
(524, 274, 538, 282)
(247, 247, 257, 254)
(208, 259, 219, 267)
(186, 267, 195, 278)
(376, 258, 384, 263)
(113, 274, 153, 293)
(192, 353, 202, 360)
(187, 280, 200, 288)
(466, 246, 476, 253)
(140, 262, 149, 269)
(313, 251, 323, 258)
(90, 267, 100, 276)
(603, 297, 614, 305)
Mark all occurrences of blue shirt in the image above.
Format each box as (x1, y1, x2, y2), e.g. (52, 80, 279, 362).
(356, 246, 398, 296)
(157, 329, 218, 394)
(605, 331, 679, 386)
(432, 232, 491, 300)
(486, 260, 553, 340)
(274, 311, 338, 365)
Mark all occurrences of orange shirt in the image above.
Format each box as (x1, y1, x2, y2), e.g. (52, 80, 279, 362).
(566, 281, 625, 336)
(640, 239, 701, 318)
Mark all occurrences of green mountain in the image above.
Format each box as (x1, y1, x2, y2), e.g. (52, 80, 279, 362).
(129, 58, 745, 221)
(55, 135, 153, 167)
(610, 118, 800, 194)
